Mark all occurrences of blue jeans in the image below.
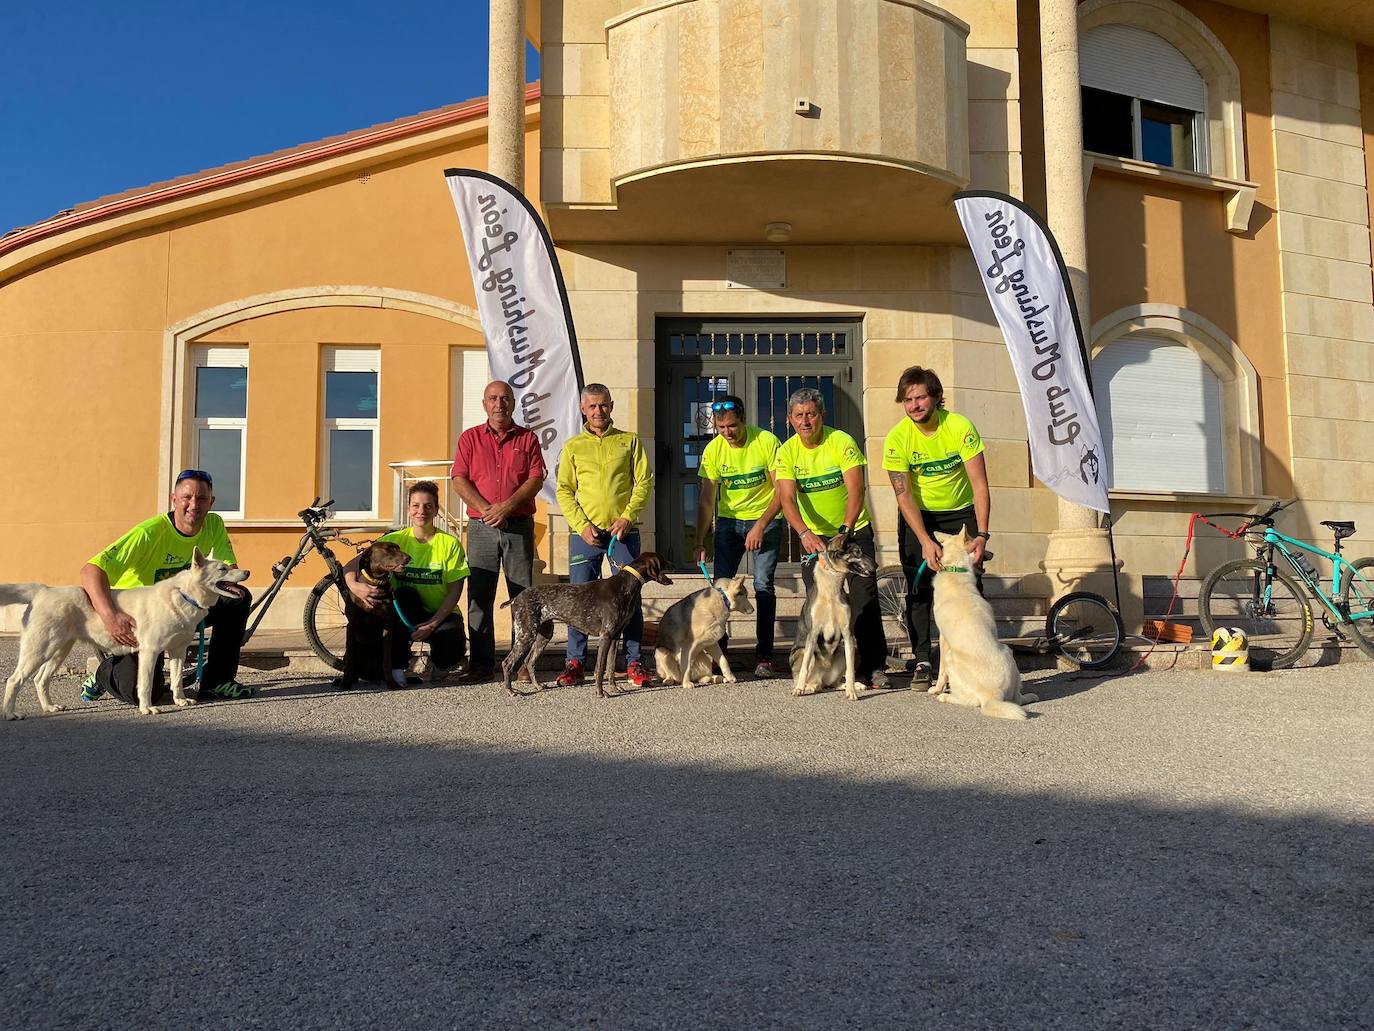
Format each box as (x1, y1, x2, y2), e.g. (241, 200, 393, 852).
(567, 528, 643, 665)
(712, 517, 782, 659)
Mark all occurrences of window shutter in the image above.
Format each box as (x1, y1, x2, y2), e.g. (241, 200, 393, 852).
(461, 347, 491, 433)
(324, 346, 380, 373)
(1093, 335, 1225, 492)
(1080, 24, 1206, 113)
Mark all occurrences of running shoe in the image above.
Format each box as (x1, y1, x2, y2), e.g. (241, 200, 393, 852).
(80, 673, 104, 702)
(626, 661, 654, 688)
(555, 660, 585, 687)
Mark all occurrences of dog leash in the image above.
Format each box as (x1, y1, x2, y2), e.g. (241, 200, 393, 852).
(195, 621, 206, 685)
(697, 559, 731, 605)
(391, 598, 418, 632)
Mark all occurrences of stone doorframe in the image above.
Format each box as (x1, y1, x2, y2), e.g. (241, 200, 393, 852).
(157, 285, 483, 511)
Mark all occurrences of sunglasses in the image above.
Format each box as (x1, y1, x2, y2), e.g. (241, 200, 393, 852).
(710, 400, 740, 412)
(175, 468, 214, 487)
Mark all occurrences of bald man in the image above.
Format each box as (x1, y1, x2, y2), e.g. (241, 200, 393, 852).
(450, 379, 548, 681)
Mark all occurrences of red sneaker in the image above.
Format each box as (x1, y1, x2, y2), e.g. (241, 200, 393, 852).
(555, 660, 585, 687)
(626, 661, 655, 688)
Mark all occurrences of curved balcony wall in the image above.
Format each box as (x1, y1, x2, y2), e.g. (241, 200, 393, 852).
(598, 0, 971, 242)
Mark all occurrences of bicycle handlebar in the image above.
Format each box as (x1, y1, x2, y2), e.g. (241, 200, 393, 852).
(297, 498, 335, 525)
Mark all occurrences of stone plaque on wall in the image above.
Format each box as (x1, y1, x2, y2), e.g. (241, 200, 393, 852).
(726, 249, 786, 289)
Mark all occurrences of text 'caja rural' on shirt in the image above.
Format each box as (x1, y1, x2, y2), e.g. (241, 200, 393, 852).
(772, 427, 871, 537)
(378, 526, 470, 615)
(555, 423, 654, 534)
(699, 426, 781, 521)
(450, 421, 548, 519)
(90, 512, 237, 589)
(882, 410, 984, 512)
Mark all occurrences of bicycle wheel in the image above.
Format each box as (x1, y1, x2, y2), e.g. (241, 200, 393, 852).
(1337, 556, 1374, 660)
(1199, 559, 1312, 670)
(1044, 591, 1123, 670)
(303, 574, 348, 671)
(875, 564, 912, 664)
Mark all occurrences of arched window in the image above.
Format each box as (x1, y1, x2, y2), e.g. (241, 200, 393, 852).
(1092, 333, 1226, 492)
(1080, 24, 1208, 171)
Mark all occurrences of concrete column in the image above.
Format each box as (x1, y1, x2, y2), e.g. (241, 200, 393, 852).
(488, 0, 526, 189)
(1035, 0, 1123, 610)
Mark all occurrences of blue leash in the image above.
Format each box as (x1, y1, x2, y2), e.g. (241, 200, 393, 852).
(195, 621, 206, 684)
(391, 598, 418, 632)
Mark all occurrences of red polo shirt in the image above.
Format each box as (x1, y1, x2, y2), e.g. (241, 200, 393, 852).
(450, 421, 548, 518)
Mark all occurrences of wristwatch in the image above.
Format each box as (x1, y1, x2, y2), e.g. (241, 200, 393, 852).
(974, 530, 991, 541)
(835, 524, 849, 537)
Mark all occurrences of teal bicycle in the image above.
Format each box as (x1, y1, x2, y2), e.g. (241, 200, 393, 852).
(1197, 498, 1374, 669)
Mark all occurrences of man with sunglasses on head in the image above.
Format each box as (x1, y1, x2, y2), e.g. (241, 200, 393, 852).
(77, 468, 252, 706)
(691, 395, 787, 678)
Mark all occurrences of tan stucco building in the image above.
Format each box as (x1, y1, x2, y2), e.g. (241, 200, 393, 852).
(4, 0, 1374, 641)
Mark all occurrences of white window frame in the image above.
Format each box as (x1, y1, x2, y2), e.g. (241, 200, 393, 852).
(190, 346, 249, 519)
(322, 347, 381, 519)
(1080, 23, 1209, 173)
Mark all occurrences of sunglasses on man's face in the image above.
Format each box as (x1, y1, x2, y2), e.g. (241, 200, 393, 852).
(175, 468, 214, 488)
(710, 400, 740, 413)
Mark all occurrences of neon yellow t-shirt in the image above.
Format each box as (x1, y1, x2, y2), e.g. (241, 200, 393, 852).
(699, 427, 781, 521)
(772, 427, 871, 536)
(882, 410, 984, 511)
(90, 512, 237, 589)
(379, 526, 470, 614)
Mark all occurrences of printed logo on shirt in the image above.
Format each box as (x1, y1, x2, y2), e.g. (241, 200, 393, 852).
(963, 432, 978, 448)
(913, 454, 963, 476)
(842, 445, 861, 461)
(722, 470, 766, 490)
(154, 564, 190, 583)
(400, 567, 443, 586)
(798, 469, 843, 493)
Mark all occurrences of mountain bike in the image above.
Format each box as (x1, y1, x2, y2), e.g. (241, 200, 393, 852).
(238, 498, 368, 671)
(875, 565, 1123, 671)
(1197, 497, 1374, 669)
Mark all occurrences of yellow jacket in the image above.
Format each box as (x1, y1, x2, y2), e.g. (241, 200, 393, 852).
(556, 423, 654, 533)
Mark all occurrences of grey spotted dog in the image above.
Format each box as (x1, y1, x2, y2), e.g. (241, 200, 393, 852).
(500, 552, 673, 698)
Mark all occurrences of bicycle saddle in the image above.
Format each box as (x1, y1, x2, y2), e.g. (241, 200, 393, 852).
(1321, 520, 1356, 539)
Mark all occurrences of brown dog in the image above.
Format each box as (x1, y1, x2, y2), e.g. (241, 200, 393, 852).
(333, 540, 411, 690)
(500, 552, 673, 698)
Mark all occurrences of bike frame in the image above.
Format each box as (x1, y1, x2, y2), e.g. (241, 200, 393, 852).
(1255, 526, 1374, 624)
(240, 517, 349, 645)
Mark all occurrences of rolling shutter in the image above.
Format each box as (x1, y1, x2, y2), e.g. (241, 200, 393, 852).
(1080, 24, 1206, 113)
(1093, 335, 1225, 492)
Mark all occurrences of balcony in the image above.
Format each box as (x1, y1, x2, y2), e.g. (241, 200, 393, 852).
(544, 0, 972, 244)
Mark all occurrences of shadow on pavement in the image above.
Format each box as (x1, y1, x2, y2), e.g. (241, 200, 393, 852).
(0, 714, 1369, 1029)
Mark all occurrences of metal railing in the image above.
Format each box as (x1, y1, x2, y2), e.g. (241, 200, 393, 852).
(388, 460, 467, 537)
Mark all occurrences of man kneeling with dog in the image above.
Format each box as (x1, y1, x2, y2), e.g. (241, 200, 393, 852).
(79, 468, 252, 705)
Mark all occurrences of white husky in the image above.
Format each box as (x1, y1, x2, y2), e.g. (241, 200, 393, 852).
(0, 548, 249, 719)
(929, 528, 1038, 721)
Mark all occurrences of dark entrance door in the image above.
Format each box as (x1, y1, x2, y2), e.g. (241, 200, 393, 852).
(656, 317, 864, 570)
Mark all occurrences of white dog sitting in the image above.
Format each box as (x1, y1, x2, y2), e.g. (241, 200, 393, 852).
(929, 528, 1038, 721)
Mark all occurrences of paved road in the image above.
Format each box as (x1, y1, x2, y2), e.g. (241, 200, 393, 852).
(1, 640, 1370, 1029)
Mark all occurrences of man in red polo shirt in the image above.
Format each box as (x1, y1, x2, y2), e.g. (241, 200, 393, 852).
(450, 379, 548, 681)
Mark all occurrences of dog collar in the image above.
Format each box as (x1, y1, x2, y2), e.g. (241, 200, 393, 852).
(176, 589, 209, 611)
(711, 584, 730, 605)
(621, 565, 645, 583)
(938, 565, 970, 574)
(360, 569, 388, 586)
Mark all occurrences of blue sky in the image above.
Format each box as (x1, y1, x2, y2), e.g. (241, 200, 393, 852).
(1, 1, 537, 233)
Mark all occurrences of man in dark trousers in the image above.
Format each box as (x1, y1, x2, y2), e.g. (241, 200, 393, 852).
(450, 378, 547, 682)
(79, 468, 252, 703)
(883, 365, 992, 687)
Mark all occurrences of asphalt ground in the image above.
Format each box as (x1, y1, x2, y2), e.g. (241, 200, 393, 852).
(0, 638, 1370, 1030)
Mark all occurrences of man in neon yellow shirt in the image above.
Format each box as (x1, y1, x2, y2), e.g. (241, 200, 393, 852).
(345, 479, 469, 686)
(555, 383, 655, 688)
(692, 394, 786, 678)
(883, 365, 991, 685)
(773, 387, 889, 689)
(79, 468, 251, 704)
